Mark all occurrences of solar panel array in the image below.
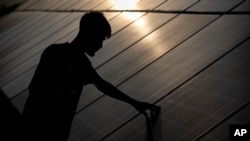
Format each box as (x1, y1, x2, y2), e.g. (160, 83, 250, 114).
(0, 0, 249, 140)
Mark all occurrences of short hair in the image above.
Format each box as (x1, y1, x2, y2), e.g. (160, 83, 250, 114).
(79, 12, 111, 39)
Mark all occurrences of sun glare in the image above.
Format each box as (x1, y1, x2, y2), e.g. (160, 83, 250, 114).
(111, 0, 140, 9)
(110, 0, 142, 22)
(110, 0, 163, 56)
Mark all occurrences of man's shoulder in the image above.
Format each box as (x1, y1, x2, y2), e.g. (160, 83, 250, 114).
(45, 42, 69, 53)
(41, 43, 92, 65)
(41, 42, 69, 57)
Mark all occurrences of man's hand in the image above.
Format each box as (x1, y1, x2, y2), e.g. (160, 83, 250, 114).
(133, 101, 160, 116)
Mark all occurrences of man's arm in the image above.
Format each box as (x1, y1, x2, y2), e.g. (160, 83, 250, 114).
(95, 78, 137, 106)
(92, 73, 158, 115)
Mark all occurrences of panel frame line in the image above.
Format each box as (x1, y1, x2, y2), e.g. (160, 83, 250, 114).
(16, 9, 250, 15)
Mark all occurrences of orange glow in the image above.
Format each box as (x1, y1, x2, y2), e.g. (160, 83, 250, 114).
(110, 0, 142, 22)
(110, 0, 160, 54)
(111, 0, 140, 9)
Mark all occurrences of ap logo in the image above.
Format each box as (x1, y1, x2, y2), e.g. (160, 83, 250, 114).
(234, 129, 247, 136)
(230, 124, 249, 141)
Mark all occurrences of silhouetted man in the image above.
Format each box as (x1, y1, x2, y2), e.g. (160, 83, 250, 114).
(22, 12, 158, 141)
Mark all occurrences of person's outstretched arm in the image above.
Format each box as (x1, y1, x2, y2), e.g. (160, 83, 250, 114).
(92, 72, 158, 115)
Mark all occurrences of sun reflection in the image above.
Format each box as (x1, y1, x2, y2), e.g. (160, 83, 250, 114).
(110, 0, 140, 9)
(110, 0, 162, 55)
(110, 0, 143, 24)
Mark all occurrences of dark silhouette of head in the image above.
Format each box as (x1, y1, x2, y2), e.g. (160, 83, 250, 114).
(79, 12, 111, 39)
(74, 12, 111, 56)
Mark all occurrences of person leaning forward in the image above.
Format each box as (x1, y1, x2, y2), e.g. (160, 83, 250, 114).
(22, 12, 159, 141)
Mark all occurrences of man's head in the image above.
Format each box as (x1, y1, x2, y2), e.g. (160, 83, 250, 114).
(76, 12, 111, 56)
